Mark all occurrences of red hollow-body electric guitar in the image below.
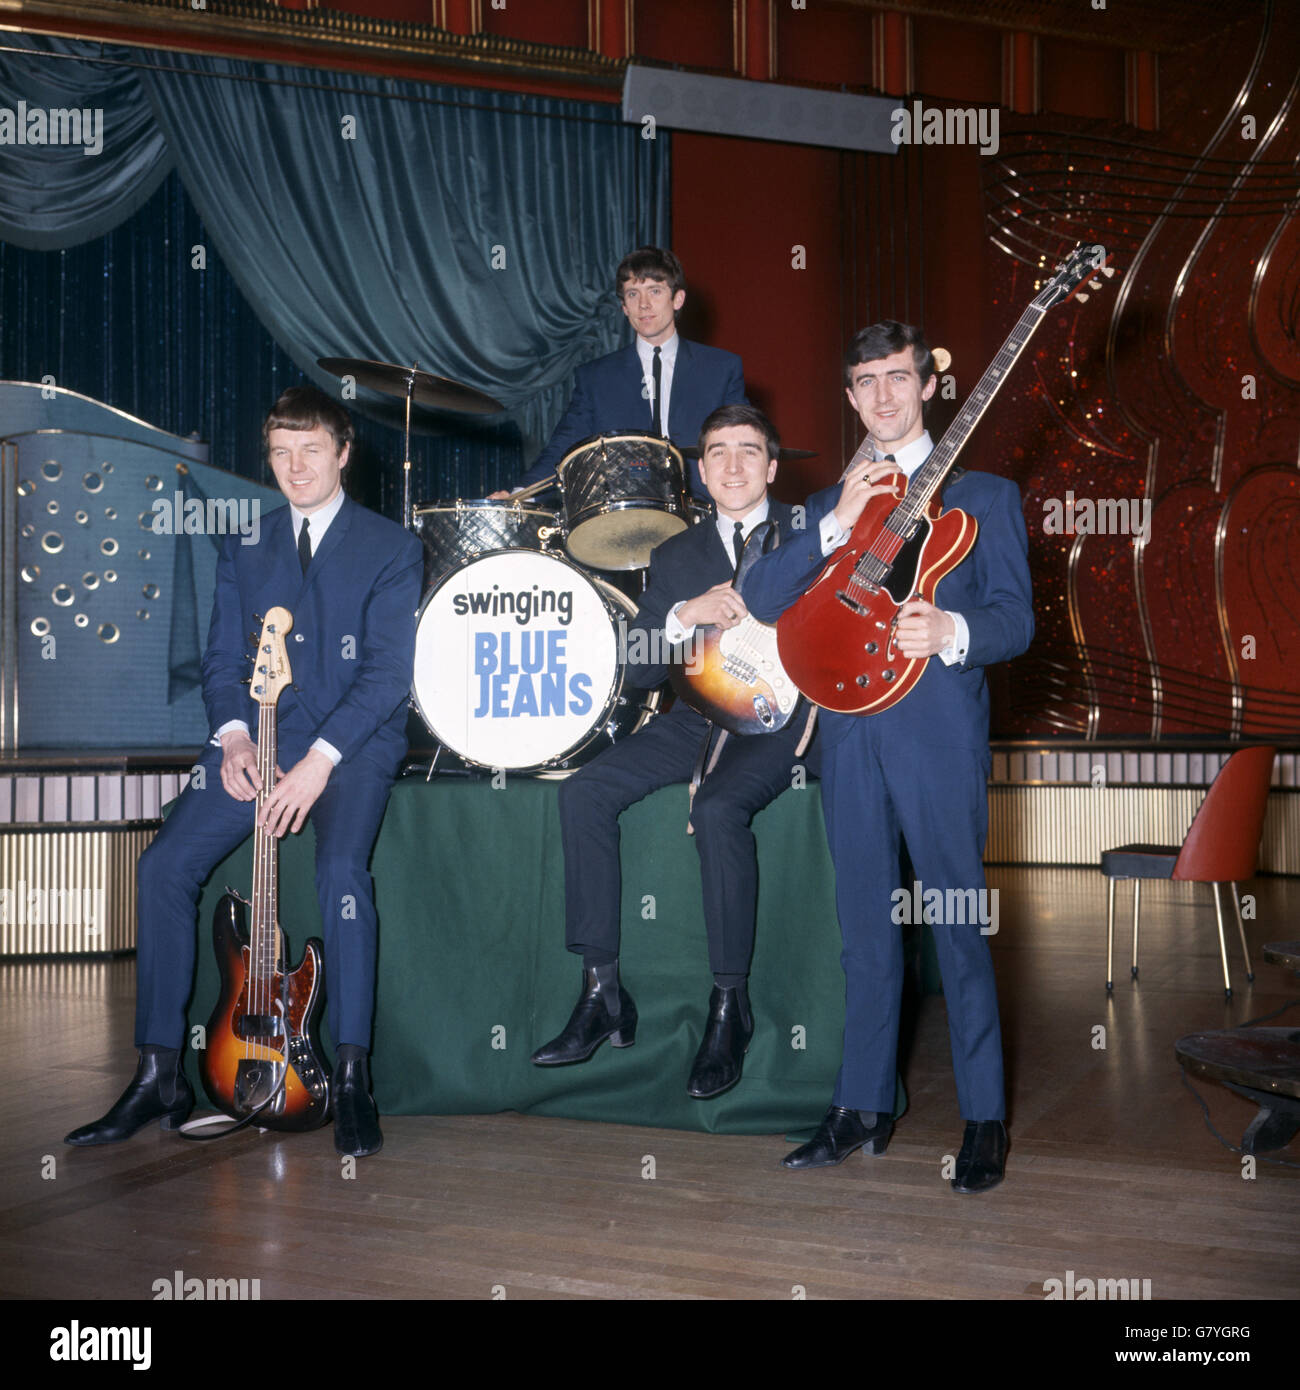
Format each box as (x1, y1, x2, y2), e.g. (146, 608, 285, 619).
(777, 243, 1112, 714)
(199, 606, 331, 1131)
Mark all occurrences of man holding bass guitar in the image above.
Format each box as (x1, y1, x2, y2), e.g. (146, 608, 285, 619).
(740, 322, 1034, 1192)
(531, 403, 818, 1098)
(66, 387, 423, 1159)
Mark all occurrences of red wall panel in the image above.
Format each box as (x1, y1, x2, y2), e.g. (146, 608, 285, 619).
(1040, 40, 1125, 121)
(775, 2, 872, 91)
(481, 0, 589, 48)
(912, 17, 1001, 106)
(633, 0, 733, 72)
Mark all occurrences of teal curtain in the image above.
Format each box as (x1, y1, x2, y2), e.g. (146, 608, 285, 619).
(0, 33, 670, 462)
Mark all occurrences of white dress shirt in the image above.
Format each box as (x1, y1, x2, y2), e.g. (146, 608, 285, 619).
(665, 498, 771, 643)
(212, 487, 348, 765)
(636, 332, 679, 439)
(817, 431, 970, 665)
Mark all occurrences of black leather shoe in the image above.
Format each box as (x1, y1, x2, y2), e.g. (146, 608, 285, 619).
(531, 964, 637, 1065)
(782, 1104, 893, 1169)
(64, 1050, 193, 1146)
(333, 1056, 383, 1157)
(687, 984, 753, 1098)
(951, 1120, 1007, 1194)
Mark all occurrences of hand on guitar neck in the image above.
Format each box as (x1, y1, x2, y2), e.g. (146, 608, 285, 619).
(218, 729, 332, 837)
(832, 456, 905, 533)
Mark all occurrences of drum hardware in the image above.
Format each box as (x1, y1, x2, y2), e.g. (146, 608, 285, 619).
(411, 498, 561, 587)
(316, 356, 506, 530)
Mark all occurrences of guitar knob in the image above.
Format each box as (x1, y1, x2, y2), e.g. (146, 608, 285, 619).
(865, 642, 877, 654)
(856, 674, 870, 687)
(882, 669, 895, 682)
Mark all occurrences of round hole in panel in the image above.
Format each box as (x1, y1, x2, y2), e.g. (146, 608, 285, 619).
(138, 548, 150, 560)
(75, 509, 89, 525)
(102, 462, 114, 474)
(138, 511, 154, 530)
(41, 460, 62, 481)
(20, 565, 39, 583)
(83, 472, 104, 494)
(30, 617, 50, 637)
(105, 570, 117, 582)
(20, 523, 35, 539)
(46, 499, 60, 516)
(136, 609, 150, 621)
(142, 582, 160, 599)
(143, 475, 163, 492)
(99, 622, 120, 643)
(17, 479, 36, 497)
(83, 572, 100, 591)
(105, 507, 117, 520)
(100, 538, 119, 556)
(74, 613, 89, 629)
(52, 583, 75, 607)
(41, 532, 63, 554)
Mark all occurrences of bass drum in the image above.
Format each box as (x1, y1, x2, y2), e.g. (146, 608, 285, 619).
(411, 548, 659, 776)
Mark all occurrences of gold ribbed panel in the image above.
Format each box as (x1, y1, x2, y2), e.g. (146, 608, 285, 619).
(0, 826, 157, 956)
(986, 787, 1299, 874)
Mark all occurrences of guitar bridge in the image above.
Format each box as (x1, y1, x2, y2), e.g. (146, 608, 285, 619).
(234, 1057, 286, 1117)
(835, 590, 867, 615)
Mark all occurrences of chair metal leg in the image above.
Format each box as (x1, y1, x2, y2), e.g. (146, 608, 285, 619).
(1230, 881, 1254, 981)
(1131, 880, 1141, 980)
(1106, 878, 1116, 991)
(1211, 881, 1233, 999)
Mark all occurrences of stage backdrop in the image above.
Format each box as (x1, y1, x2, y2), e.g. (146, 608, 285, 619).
(0, 31, 670, 506)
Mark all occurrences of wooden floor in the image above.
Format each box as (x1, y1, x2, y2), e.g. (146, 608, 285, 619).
(2, 868, 1297, 1302)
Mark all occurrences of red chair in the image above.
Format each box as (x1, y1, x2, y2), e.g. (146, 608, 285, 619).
(1100, 746, 1277, 998)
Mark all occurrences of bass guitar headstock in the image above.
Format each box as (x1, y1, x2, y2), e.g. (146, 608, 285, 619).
(249, 606, 294, 709)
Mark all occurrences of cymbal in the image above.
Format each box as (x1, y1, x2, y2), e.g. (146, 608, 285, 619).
(680, 445, 817, 462)
(316, 357, 504, 416)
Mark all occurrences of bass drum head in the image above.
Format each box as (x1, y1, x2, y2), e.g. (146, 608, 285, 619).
(411, 549, 654, 775)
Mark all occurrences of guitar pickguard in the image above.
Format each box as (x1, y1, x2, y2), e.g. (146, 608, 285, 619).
(880, 518, 930, 605)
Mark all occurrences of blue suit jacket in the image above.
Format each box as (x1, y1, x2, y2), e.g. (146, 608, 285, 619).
(202, 496, 424, 777)
(518, 337, 747, 498)
(628, 501, 800, 734)
(740, 472, 1034, 756)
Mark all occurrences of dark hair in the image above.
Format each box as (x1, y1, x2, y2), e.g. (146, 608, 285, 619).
(262, 385, 354, 455)
(697, 403, 781, 463)
(843, 320, 935, 387)
(615, 246, 685, 298)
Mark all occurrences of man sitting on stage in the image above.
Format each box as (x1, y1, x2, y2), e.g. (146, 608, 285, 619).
(492, 246, 746, 502)
(741, 322, 1034, 1192)
(66, 387, 423, 1158)
(531, 403, 816, 1097)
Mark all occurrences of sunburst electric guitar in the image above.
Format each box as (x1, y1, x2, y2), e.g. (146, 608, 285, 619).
(199, 606, 331, 1131)
(776, 243, 1113, 714)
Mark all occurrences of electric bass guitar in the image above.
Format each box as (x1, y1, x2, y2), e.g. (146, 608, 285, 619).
(776, 242, 1113, 714)
(199, 606, 331, 1131)
(669, 520, 801, 735)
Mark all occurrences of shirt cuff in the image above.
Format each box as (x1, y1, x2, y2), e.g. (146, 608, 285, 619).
(819, 512, 849, 556)
(937, 611, 970, 666)
(213, 720, 250, 745)
(311, 738, 343, 767)
(664, 602, 694, 644)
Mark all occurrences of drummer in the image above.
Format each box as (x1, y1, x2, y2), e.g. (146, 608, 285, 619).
(489, 247, 746, 503)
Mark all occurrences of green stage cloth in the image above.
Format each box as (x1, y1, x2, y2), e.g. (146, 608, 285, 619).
(188, 774, 915, 1135)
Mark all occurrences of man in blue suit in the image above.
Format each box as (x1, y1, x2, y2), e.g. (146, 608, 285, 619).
(532, 404, 817, 1096)
(495, 247, 746, 502)
(741, 322, 1034, 1192)
(66, 387, 423, 1158)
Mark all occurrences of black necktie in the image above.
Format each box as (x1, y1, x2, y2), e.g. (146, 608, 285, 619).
(298, 518, 311, 574)
(732, 520, 745, 568)
(650, 346, 662, 436)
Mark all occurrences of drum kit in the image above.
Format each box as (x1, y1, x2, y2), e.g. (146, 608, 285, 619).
(317, 356, 723, 777)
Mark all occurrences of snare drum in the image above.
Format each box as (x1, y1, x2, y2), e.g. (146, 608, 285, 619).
(412, 498, 560, 586)
(411, 548, 658, 774)
(557, 433, 688, 571)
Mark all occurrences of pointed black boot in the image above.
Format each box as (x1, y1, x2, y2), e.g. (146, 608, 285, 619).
(687, 983, 754, 1099)
(951, 1120, 1007, 1193)
(781, 1105, 893, 1169)
(333, 1055, 383, 1158)
(531, 963, 637, 1065)
(64, 1050, 193, 1146)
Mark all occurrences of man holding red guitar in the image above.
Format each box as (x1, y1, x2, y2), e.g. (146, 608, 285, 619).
(741, 322, 1034, 1193)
